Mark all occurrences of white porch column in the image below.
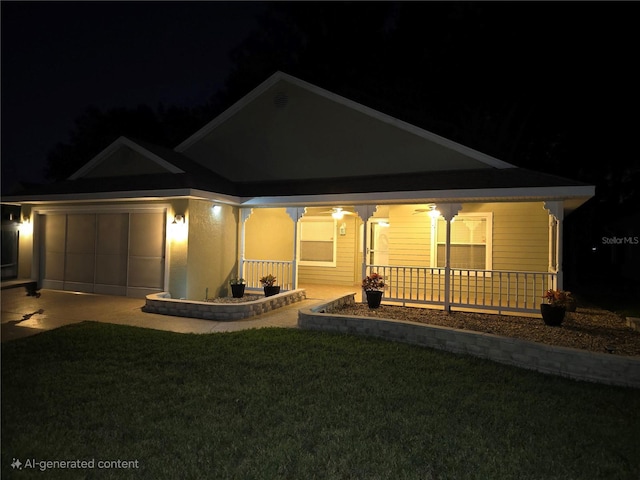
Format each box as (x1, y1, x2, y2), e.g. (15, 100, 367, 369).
(239, 208, 253, 280)
(285, 207, 306, 289)
(439, 203, 462, 313)
(354, 205, 378, 282)
(544, 201, 564, 290)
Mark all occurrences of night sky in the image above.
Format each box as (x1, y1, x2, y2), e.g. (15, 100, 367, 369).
(1, 1, 266, 191)
(2, 1, 639, 196)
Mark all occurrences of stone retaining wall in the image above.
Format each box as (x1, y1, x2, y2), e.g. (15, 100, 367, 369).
(143, 289, 306, 321)
(298, 294, 640, 389)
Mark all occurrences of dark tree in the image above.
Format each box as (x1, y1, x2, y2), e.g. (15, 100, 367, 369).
(45, 104, 214, 181)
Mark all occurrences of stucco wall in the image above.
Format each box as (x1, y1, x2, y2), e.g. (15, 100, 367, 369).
(185, 199, 238, 300)
(168, 199, 189, 299)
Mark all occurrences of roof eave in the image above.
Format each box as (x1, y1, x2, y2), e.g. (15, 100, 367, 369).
(239, 185, 596, 209)
(1, 189, 242, 205)
(3, 184, 595, 213)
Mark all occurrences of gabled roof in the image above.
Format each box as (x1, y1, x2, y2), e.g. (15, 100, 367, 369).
(69, 136, 185, 179)
(175, 71, 516, 182)
(2, 72, 595, 212)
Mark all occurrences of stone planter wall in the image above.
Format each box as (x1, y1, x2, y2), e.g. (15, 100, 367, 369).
(143, 289, 306, 321)
(298, 294, 640, 389)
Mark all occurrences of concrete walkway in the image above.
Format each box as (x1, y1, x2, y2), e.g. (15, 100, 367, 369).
(1, 285, 358, 342)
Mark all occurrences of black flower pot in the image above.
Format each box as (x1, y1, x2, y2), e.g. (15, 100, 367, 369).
(231, 284, 245, 298)
(264, 286, 280, 297)
(540, 303, 565, 326)
(365, 290, 383, 309)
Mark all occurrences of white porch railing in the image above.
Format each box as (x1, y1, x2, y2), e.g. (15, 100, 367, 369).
(367, 265, 558, 314)
(242, 259, 294, 290)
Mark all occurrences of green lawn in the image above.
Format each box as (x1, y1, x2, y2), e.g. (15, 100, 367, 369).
(2, 322, 639, 479)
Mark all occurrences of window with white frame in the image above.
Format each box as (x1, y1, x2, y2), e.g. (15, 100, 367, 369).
(298, 217, 337, 267)
(433, 213, 492, 270)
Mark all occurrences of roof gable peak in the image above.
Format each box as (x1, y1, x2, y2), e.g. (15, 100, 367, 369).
(175, 71, 516, 170)
(69, 136, 185, 180)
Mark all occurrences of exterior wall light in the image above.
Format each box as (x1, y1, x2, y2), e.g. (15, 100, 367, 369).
(19, 215, 33, 235)
(169, 214, 187, 242)
(212, 205, 221, 215)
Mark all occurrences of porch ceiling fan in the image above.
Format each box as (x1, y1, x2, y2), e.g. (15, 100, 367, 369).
(413, 204, 441, 218)
(317, 207, 357, 219)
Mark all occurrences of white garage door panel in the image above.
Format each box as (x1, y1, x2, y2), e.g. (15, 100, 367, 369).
(95, 254, 128, 285)
(41, 211, 165, 298)
(41, 215, 66, 289)
(130, 213, 164, 256)
(62, 214, 97, 293)
(94, 213, 129, 296)
(128, 258, 164, 288)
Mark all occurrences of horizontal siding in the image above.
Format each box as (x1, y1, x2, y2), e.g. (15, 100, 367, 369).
(388, 204, 431, 267)
(299, 216, 358, 286)
(488, 202, 549, 272)
(386, 202, 550, 272)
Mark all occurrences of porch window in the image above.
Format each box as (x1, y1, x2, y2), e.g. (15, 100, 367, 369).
(433, 213, 492, 270)
(298, 217, 337, 267)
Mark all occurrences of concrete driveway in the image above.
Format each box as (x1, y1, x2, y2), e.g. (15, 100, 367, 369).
(0, 288, 323, 342)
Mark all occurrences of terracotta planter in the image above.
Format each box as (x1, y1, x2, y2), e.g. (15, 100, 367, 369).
(540, 303, 565, 326)
(263, 286, 280, 297)
(231, 284, 245, 298)
(365, 290, 383, 309)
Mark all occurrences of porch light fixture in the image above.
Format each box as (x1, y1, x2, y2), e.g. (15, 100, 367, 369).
(212, 204, 221, 215)
(172, 214, 185, 225)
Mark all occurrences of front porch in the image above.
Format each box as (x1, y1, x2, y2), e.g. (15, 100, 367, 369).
(239, 199, 562, 316)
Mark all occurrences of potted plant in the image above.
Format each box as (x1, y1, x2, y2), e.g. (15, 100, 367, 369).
(362, 272, 386, 308)
(260, 274, 280, 297)
(541, 289, 572, 326)
(229, 277, 246, 298)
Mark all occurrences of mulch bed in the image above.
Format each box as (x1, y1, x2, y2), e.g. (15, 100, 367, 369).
(335, 303, 640, 357)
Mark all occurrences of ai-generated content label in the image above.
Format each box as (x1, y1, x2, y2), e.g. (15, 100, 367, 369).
(11, 457, 140, 472)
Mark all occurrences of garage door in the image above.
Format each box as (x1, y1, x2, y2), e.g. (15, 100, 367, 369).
(40, 211, 166, 298)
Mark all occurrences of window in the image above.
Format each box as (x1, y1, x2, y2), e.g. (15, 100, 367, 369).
(433, 213, 492, 270)
(298, 217, 336, 267)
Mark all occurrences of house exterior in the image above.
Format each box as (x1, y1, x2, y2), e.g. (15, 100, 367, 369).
(1, 72, 594, 314)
